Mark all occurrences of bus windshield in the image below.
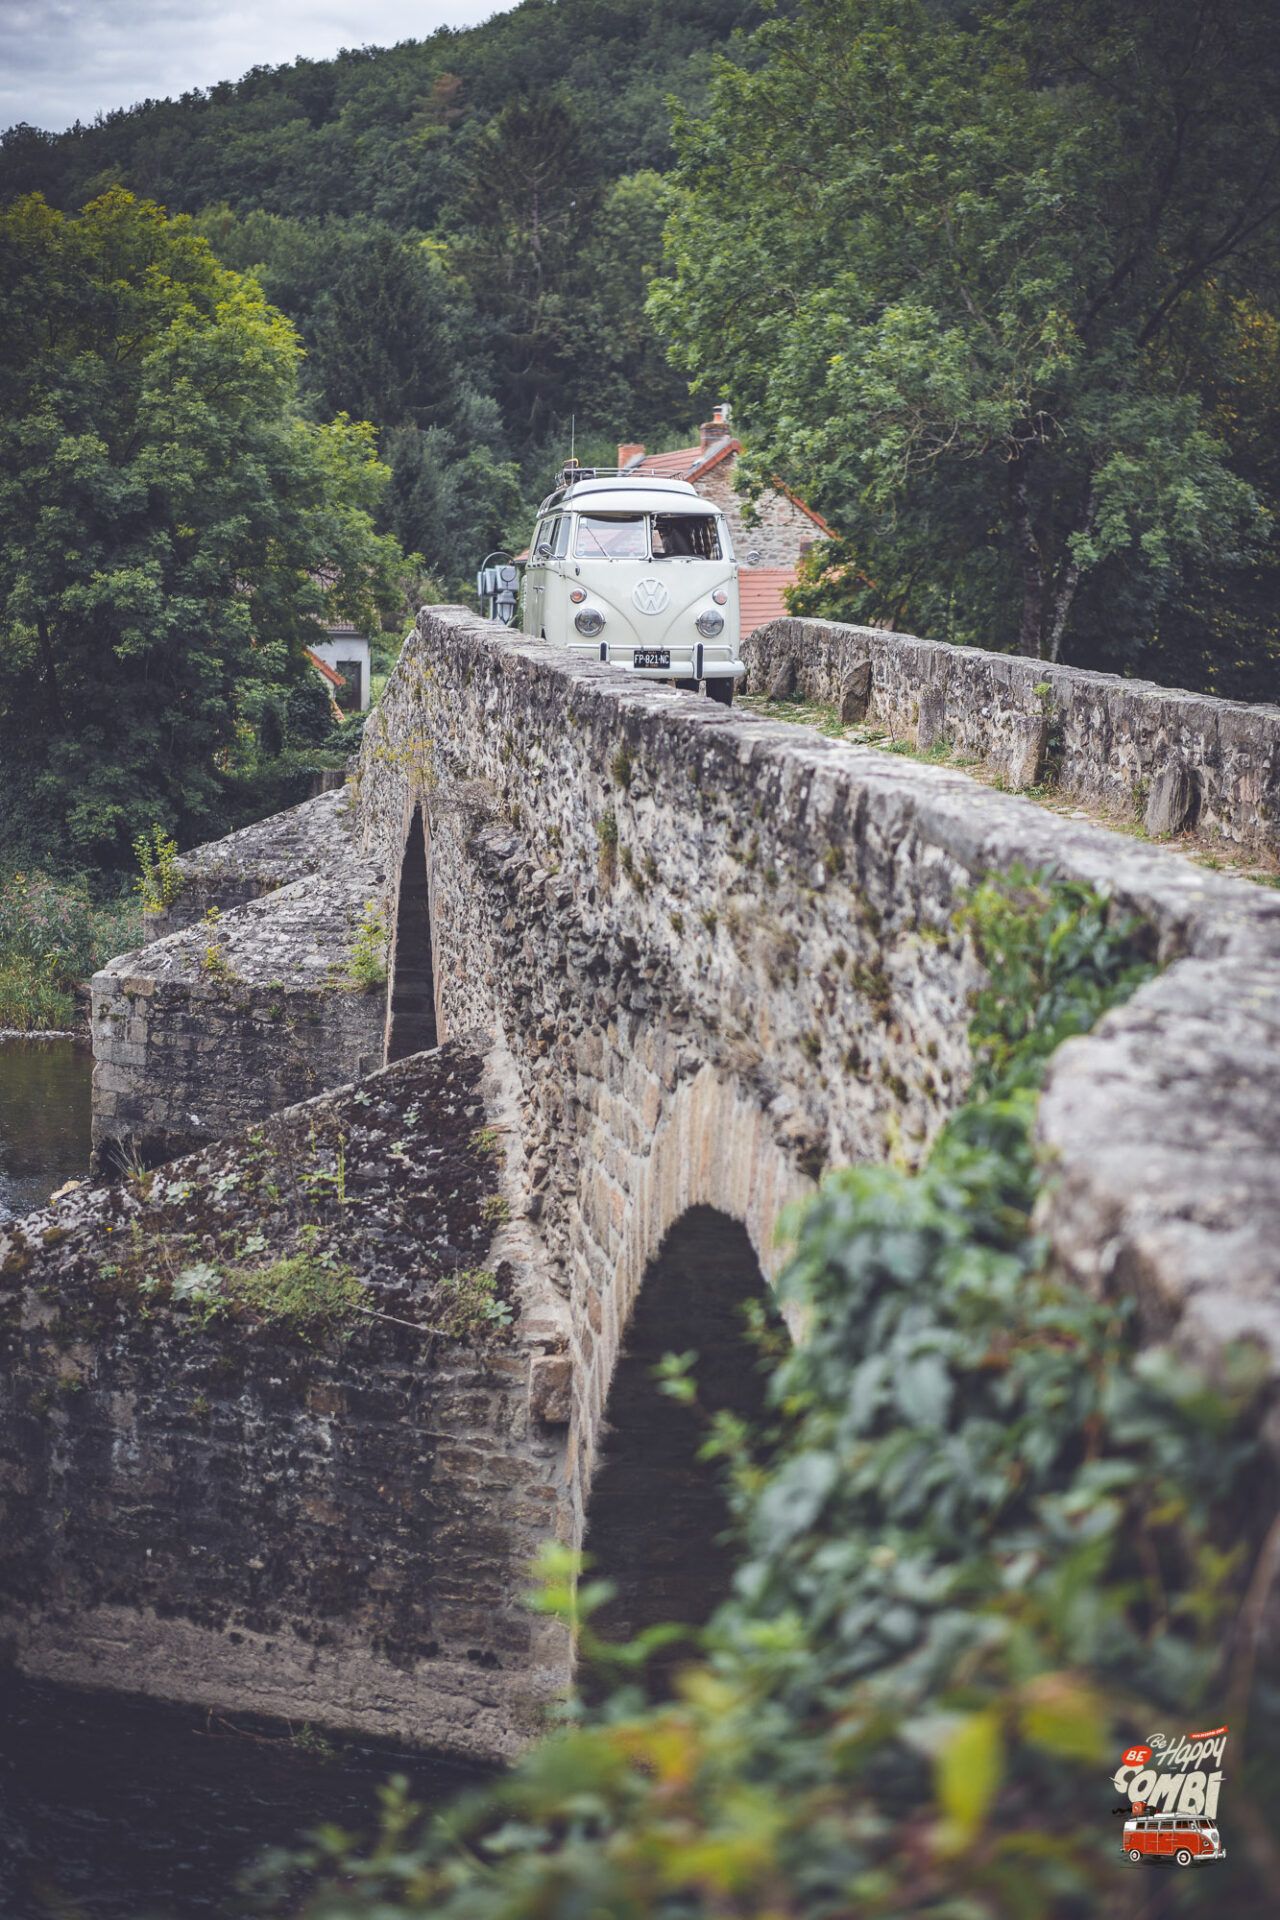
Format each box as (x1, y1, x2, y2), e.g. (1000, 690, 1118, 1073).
(575, 515, 648, 559)
(652, 514, 722, 560)
(573, 512, 724, 561)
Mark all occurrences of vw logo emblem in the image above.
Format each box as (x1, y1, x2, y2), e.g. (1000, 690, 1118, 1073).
(632, 577, 670, 615)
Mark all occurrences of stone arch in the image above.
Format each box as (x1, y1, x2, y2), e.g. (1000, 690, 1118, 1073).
(385, 806, 439, 1062)
(568, 1063, 813, 1522)
(581, 1204, 772, 1649)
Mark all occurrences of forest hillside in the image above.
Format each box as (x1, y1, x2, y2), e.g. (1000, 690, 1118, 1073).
(1, 0, 771, 595)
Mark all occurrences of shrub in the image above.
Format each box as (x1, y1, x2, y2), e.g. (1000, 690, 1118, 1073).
(286, 674, 337, 747)
(0, 954, 75, 1030)
(323, 711, 370, 755)
(0, 869, 144, 1024)
(0, 869, 97, 980)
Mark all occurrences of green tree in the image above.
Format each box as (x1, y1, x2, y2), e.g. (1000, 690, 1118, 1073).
(191, 208, 488, 439)
(0, 189, 402, 869)
(565, 170, 707, 437)
(190, 206, 518, 587)
(652, 0, 1280, 663)
(452, 93, 604, 441)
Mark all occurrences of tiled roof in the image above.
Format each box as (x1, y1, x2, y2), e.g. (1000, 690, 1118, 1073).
(634, 436, 741, 482)
(634, 442, 834, 538)
(304, 647, 346, 688)
(632, 443, 699, 476)
(739, 568, 797, 633)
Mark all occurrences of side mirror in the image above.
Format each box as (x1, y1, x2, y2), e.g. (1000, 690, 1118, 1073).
(745, 549, 762, 567)
(535, 541, 554, 559)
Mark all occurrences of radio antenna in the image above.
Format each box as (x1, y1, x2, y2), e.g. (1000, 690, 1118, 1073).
(570, 414, 576, 464)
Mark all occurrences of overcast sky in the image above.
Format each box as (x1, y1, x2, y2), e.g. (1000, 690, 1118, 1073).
(1, 0, 506, 133)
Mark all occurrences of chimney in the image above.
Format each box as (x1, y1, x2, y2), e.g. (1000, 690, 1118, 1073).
(698, 403, 732, 451)
(617, 442, 645, 470)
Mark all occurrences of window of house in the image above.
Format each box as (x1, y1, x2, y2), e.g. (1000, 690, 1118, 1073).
(336, 659, 362, 709)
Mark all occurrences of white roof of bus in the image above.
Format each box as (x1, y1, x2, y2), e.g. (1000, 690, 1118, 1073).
(543, 476, 715, 515)
(571, 491, 721, 522)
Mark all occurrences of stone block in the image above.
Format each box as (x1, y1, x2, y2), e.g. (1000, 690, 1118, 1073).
(915, 683, 947, 751)
(1005, 714, 1049, 791)
(838, 659, 872, 724)
(1144, 762, 1197, 837)
(767, 657, 797, 701)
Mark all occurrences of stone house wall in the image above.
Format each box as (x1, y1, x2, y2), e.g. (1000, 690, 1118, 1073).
(693, 461, 826, 566)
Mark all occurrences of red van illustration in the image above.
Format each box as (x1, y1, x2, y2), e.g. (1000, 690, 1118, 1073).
(1124, 1813, 1225, 1867)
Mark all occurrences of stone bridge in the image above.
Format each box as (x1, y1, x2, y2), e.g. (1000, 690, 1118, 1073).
(2, 607, 1279, 1761)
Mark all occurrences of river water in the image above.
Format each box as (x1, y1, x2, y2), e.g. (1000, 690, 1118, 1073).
(0, 1035, 94, 1221)
(0, 1040, 487, 1915)
(0, 1675, 487, 1918)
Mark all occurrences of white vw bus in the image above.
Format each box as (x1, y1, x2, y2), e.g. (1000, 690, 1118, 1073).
(519, 466, 745, 703)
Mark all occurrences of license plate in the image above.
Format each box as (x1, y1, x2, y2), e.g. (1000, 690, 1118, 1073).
(633, 648, 670, 670)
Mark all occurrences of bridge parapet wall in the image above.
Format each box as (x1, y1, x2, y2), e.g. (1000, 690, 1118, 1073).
(744, 616, 1280, 852)
(357, 608, 1280, 1541)
(140, 789, 359, 941)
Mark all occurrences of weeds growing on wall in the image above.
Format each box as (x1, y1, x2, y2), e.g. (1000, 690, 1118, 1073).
(436, 1266, 514, 1339)
(139, 1245, 367, 1344)
(250, 872, 1275, 1917)
(0, 869, 142, 1028)
(347, 901, 389, 991)
(221, 1252, 367, 1341)
(133, 826, 184, 914)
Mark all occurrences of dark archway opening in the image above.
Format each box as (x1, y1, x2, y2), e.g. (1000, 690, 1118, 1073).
(386, 810, 438, 1062)
(582, 1206, 773, 1671)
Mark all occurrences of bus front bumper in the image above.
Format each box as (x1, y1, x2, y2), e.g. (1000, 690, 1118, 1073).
(570, 643, 745, 681)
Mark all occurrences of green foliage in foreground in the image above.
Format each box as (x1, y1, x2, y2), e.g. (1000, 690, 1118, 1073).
(246, 874, 1276, 1917)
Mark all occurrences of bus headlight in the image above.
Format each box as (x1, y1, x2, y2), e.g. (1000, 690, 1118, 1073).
(574, 608, 605, 636)
(696, 608, 725, 637)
